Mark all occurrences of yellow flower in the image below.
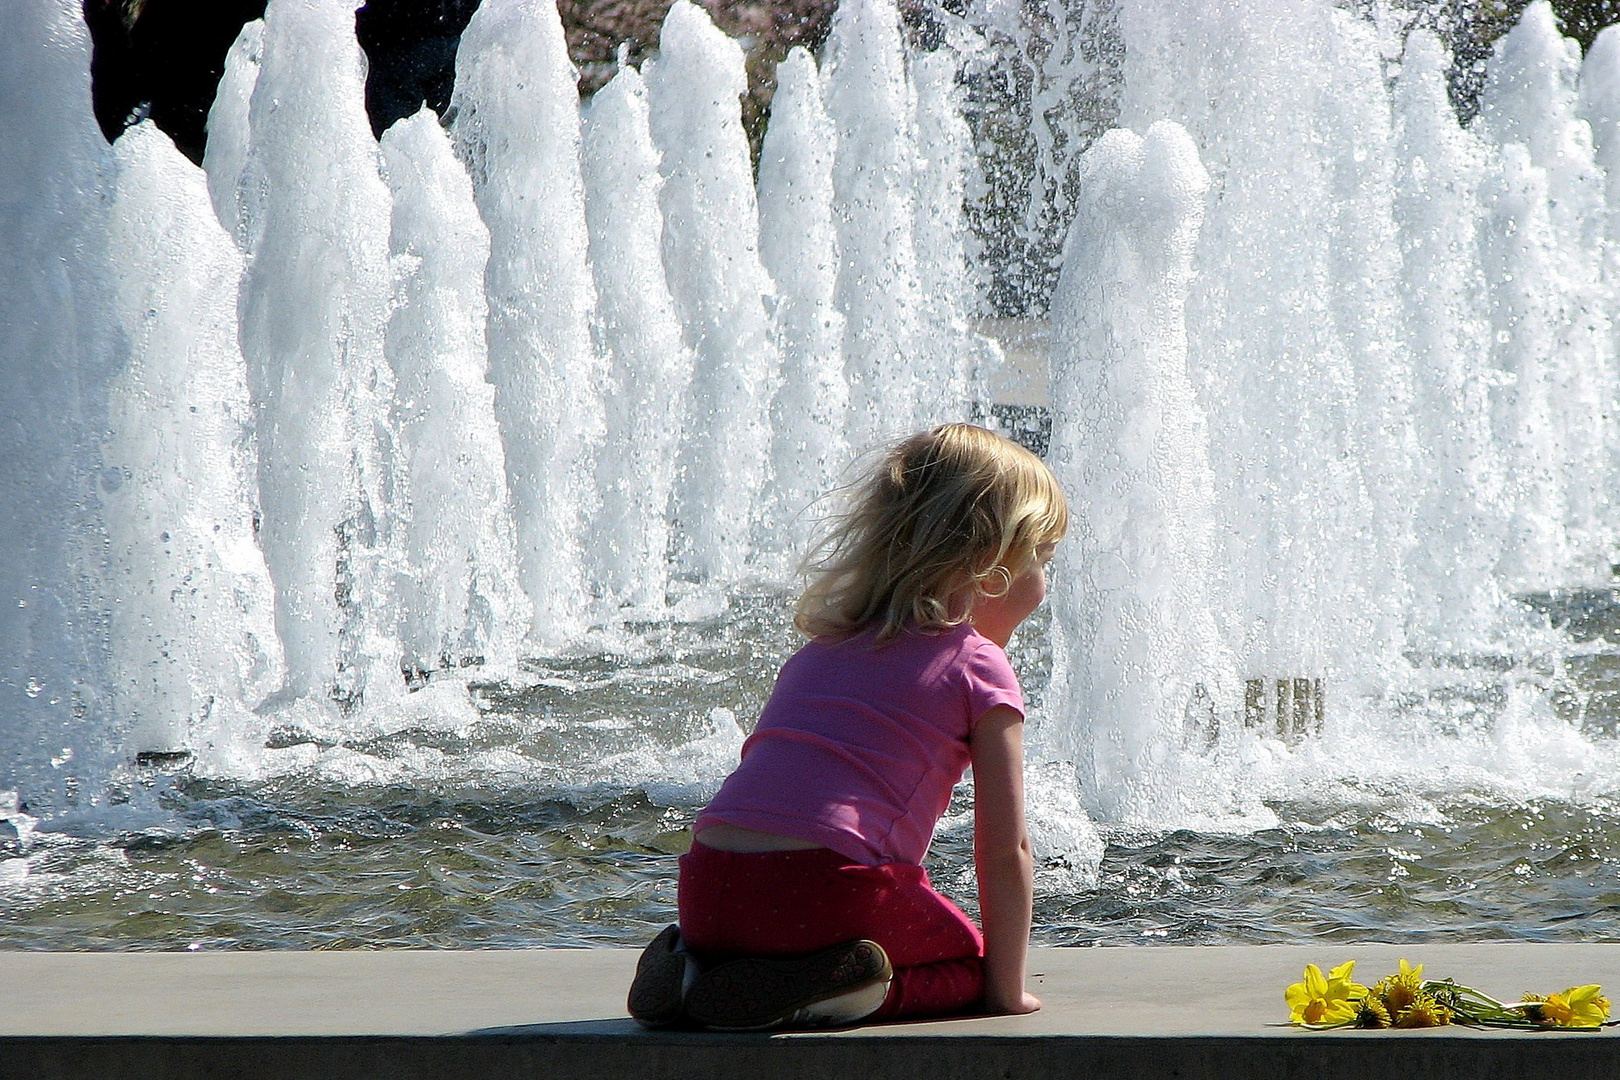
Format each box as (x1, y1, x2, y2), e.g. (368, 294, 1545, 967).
(1542, 993, 1573, 1026)
(1355, 997, 1391, 1029)
(1392, 991, 1452, 1028)
(1374, 979, 1416, 1016)
(1568, 986, 1612, 1027)
(1535, 986, 1610, 1029)
(1286, 961, 1367, 1025)
(1372, 958, 1425, 1018)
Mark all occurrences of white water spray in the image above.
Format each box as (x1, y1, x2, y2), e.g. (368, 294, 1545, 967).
(451, 0, 607, 643)
(581, 66, 694, 609)
(911, 47, 1001, 431)
(1112, 0, 1408, 687)
(756, 47, 849, 549)
(1392, 30, 1508, 652)
(1483, 143, 1576, 589)
(381, 109, 530, 674)
(1043, 122, 1230, 820)
(0, 0, 118, 811)
(1479, 1, 1614, 580)
(104, 121, 284, 756)
(823, 0, 926, 445)
(237, 0, 403, 713)
(202, 18, 263, 253)
(645, 0, 780, 582)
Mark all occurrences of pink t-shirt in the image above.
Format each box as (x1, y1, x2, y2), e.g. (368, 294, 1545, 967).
(694, 623, 1024, 866)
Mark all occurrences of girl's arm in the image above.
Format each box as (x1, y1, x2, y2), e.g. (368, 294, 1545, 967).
(969, 704, 1041, 1015)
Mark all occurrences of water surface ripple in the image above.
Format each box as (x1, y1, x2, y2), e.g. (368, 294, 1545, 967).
(4, 595, 1619, 950)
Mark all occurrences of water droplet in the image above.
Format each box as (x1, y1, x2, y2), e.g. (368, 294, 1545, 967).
(23, 677, 43, 698)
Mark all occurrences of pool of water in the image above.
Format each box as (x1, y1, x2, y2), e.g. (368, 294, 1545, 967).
(4, 590, 1620, 951)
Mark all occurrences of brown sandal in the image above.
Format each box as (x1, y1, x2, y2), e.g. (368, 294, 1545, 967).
(627, 924, 697, 1028)
(684, 939, 892, 1031)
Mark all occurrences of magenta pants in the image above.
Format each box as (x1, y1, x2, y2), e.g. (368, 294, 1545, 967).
(677, 841, 985, 1020)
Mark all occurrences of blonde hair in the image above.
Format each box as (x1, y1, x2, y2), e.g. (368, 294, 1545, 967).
(795, 423, 1069, 642)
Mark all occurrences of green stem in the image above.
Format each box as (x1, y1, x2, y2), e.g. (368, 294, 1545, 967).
(1423, 979, 1507, 1010)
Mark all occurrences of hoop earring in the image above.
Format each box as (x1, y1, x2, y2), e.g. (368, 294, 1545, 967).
(982, 565, 1013, 599)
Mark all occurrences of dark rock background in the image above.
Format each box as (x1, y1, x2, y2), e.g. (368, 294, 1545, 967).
(82, 0, 842, 164)
(82, 1, 1620, 166)
(85, 0, 272, 163)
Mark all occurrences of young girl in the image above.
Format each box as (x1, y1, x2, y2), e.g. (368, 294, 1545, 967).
(628, 423, 1066, 1030)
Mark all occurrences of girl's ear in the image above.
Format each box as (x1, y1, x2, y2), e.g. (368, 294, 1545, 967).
(979, 565, 1013, 599)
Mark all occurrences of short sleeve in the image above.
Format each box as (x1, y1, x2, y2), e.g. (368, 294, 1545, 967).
(962, 640, 1024, 726)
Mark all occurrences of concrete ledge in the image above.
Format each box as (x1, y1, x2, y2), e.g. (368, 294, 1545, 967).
(4, 944, 1617, 1079)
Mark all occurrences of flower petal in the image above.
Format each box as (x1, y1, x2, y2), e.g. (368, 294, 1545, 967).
(1305, 964, 1327, 997)
(1566, 985, 1603, 1006)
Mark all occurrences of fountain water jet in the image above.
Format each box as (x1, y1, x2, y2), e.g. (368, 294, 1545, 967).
(381, 109, 531, 675)
(911, 47, 996, 430)
(1042, 121, 1232, 821)
(644, 0, 780, 584)
(451, 0, 607, 644)
(822, 0, 929, 446)
(0, 0, 120, 813)
(1391, 29, 1507, 654)
(238, 0, 404, 714)
(201, 18, 263, 254)
(1110, 0, 1413, 694)
(756, 47, 850, 555)
(581, 66, 695, 610)
(103, 121, 284, 757)
(1479, 1, 1614, 584)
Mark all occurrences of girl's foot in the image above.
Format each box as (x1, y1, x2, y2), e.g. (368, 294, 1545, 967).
(684, 939, 893, 1032)
(627, 924, 700, 1028)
